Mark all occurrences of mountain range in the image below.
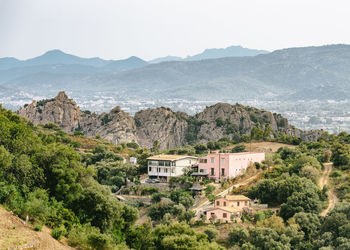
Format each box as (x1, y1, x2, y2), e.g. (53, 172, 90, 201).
(149, 45, 269, 63)
(1, 44, 350, 112)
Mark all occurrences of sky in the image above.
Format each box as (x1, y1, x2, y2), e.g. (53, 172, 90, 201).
(1, 0, 350, 60)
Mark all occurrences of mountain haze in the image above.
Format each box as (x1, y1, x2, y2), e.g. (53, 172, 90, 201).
(2, 44, 350, 103)
(149, 45, 269, 63)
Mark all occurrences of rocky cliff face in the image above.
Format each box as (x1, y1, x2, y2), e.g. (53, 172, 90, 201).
(18, 92, 323, 148)
(134, 107, 189, 149)
(18, 92, 138, 145)
(194, 103, 323, 142)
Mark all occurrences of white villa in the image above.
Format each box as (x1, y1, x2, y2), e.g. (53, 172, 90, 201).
(147, 155, 198, 181)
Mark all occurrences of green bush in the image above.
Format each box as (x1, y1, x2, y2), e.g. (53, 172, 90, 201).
(51, 225, 67, 240)
(34, 223, 43, 231)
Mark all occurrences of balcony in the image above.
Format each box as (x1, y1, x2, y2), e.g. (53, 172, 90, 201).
(191, 169, 208, 176)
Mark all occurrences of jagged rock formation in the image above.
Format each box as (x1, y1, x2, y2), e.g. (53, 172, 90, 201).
(18, 92, 323, 148)
(18, 92, 137, 145)
(135, 107, 189, 149)
(194, 103, 323, 142)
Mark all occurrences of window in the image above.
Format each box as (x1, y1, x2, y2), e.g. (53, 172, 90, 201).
(224, 201, 227, 206)
(223, 213, 227, 218)
(200, 158, 207, 163)
(210, 157, 214, 163)
(245, 201, 248, 206)
(221, 158, 225, 164)
(157, 168, 161, 172)
(216, 201, 220, 206)
(171, 168, 175, 173)
(210, 213, 215, 218)
(164, 169, 168, 173)
(211, 168, 215, 175)
(237, 201, 240, 206)
(221, 168, 225, 176)
(149, 167, 152, 172)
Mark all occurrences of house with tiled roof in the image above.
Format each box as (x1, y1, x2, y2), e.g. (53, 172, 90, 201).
(203, 195, 251, 222)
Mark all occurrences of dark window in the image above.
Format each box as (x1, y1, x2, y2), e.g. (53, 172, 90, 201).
(200, 158, 208, 163)
(216, 201, 220, 206)
(149, 167, 152, 172)
(223, 213, 227, 218)
(211, 168, 214, 175)
(237, 201, 240, 206)
(221, 168, 225, 176)
(224, 201, 227, 206)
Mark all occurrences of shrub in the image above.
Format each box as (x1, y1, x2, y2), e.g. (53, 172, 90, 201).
(43, 123, 61, 131)
(52, 225, 67, 240)
(34, 223, 43, 231)
(204, 227, 218, 242)
(330, 171, 342, 178)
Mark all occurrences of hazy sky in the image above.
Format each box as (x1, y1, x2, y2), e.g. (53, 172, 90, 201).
(1, 0, 350, 60)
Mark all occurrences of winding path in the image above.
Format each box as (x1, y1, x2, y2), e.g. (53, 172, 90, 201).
(320, 163, 338, 216)
(191, 172, 262, 215)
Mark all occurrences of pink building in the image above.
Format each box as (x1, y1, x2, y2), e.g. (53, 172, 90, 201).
(192, 152, 265, 182)
(205, 207, 241, 222)
(204, 195, 251, 222)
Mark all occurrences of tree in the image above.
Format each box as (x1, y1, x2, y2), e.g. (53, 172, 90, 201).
(204, 227, 218, 242)
(151, 140, 160, 154)
(228, 226, 249, 246)
(231, 145, 247, 153)
(280, 190, 322, 221)
(263, 124, 272, 140)
(205, 184, 216, 197)
(292, 212, 321, 241)
(126, 221, 153, 250)
(194, 144, 207, 154)
(300, 165, 320, 184)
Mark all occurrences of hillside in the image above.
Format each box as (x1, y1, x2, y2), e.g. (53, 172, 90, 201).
(18, 92, 323, 149)
(0, 206, 72, 250)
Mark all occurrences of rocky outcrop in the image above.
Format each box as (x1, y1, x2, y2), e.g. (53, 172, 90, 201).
(135, 107, 189, 149)
(18, 92, 137, 145)
(194, 103, 317, 142)
(18, 91, 81, 133)
(18, 92, 323, 148)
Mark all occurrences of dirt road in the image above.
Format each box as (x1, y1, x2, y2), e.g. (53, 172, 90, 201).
(320, 163, 338, 216)
(191, 172, 262, 215)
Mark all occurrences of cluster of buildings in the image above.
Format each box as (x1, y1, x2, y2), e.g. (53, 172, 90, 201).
(147, 151, 265, 182)
(147, 151, 265, 222)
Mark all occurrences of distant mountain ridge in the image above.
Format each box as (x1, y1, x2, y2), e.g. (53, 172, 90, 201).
(2, 44, 350, 109)
(18, 92, 323, 149)
(149, 45, 269, 63)
(0, 49, 148, 72)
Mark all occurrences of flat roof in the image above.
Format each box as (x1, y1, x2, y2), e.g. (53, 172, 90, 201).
(147, 154, 198, 161)
(222, 195, 251, 201)
(203, 152, 265, 156)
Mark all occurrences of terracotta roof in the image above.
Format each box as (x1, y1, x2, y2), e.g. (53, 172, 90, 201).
(224, 195, 251, 201)
(147, 154, 197, 161)
(206, 206, 242, 213)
